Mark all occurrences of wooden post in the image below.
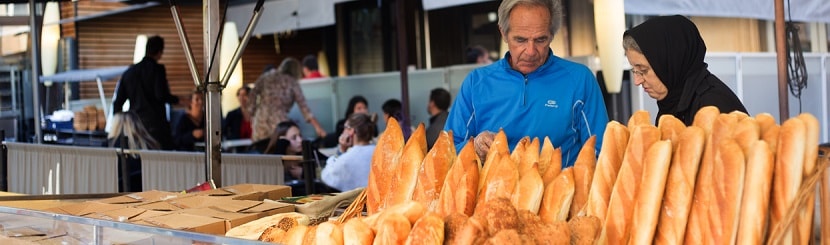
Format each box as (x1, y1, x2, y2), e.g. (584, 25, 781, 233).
(774, 0, 789, 122)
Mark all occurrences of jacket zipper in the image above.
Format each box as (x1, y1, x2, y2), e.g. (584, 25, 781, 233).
(523, 75, 528, 106)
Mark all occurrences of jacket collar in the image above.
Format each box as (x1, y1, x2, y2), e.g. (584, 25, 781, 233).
(498, 49, 556, 78)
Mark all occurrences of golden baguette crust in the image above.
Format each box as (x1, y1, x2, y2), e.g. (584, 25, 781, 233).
(404, 213, 444, 245)
(315, 221, 344, 245)
(629, 140, 673, 245)
(599, 124, 660, 245)
(478, 153, 518, 204)
(539, 168, 575, 224)
(438, 139, 480, 216)
(710, 139, 746, 245)
(755, 113, 777, 138)
(542, 147, 563, 186)
(479, 129, 509, 194)
(518, 137, 541, 175)
(373, 213, 411, 245)
(795, 113, 819, 245)
(761, 124, 780, 153)
(367, 117, 405, 214)
(584, 121, 630, 221)
(510, 137, 530, 172)
(511, 163, 544, 214)
(736, 140, 774, 245)
(770, 117, 806, 244)
(571, 135, 597, 219)
(387, 123, 427, 208)
(627, 110, 651, 129)
(658, 114, 686, 150)
(732, 117, 761, 158)
(539, 136, 558, 178)
(413, 130, 456, 212)
(344, 218, 374, 245)
(653, 126, 705, 245)
(452, 215, 489, 245)
(282, 225, 309, 245)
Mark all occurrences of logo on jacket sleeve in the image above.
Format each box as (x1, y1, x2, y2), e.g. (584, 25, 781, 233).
(545, 100, 558, 108)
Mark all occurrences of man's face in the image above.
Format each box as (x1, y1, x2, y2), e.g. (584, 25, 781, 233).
(501, 4, 552, 75)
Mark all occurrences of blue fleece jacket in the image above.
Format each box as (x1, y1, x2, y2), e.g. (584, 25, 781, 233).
(445, 50, 609, 167)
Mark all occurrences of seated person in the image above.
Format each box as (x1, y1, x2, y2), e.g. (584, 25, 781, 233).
(260, 121, 330, 195)
(222, 86, 252, 140)
(108, 111, 159, 192)
(323, 95, 376, 147)
(322, 113, 377, 192)
(172, 90, 205, 151)
(382, 99, 412, 141)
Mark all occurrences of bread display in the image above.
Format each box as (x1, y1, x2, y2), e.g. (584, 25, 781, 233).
(584, 121, 629, 221)
(404, 213, 444, 245)
(653, 126, 705, 244)
(539, 168, 575, 223)
(366, 117, 405, 214)
(736, 140, 774, 244)
(387, 123, 427, 208)
(412, 131, 456, 212)
(795, 113, 819, 245)
(571, 136, 597, 219)
(437, 139, 480, 216)
(539, 136, 561, 184)
(629, 140, 672, 245)
(770, 117, 806, 244)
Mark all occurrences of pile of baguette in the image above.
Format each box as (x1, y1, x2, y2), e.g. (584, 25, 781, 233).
(248, 107, 823, 244)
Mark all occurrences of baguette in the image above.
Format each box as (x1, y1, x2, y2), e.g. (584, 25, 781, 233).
(599, 124, 660, 244)
(539, 136, 558, 178)
(437, 139, 480, 216)
(629, 140, 673, 245)
(755, 113, 777, 135)
(519, 137, 541, 175)
(658, 114, 686, 150)
(413, 130, 457, 212)
(736, 140, 774, 245)
(542, 146, 564, 186)
(761, 124, 780, 153)
(478, 153, 519, 204)
(795, 113, 819, 245)
(769, 117, 806, 244)
(732, 117, 761, 158)
(539, 167, 575, 224)
(653, 126, 705, 244)
(479, 129, 509, 194)
(510, 136, 530, 172)
(404, 213, 444, 245)
(386, 123, 427, 207)
(343, 218, 374, 245)
(373, 213, 411, 245)
(584, 121, 630, 221)
(627, 110, 651, 129)
(303, 225, 319, 245)
(315, 221, 344, 245)
(711, 138, 746, 245)
(282, 225, 309, 245)
(571, 135, 597, 219)
(367, 117, 405, 214)
(511, 162, 544, 214)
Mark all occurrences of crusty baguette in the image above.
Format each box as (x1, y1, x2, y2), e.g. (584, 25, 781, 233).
(627, 110, 651, 129)
(628, 140, 673, 245)
(658, 114, 686, 150)
(478, 153, 519, 204)
(511, 162, 545, 214)
(755, 113, 777, 135)
(732, 117, 761, 158)
(598, 124, 660, 245)
(736, 140, 774, 245)
(519, 137, 541, 175)
(303, 225, 319, 245)
(770, 117, 806, 244)
(437, 139, 480, 216)
(282, 225, 309, 245)
(510, 136, 530, 172)
(762, 124, 780, 153)
(479, 129, 509, 194)
(404, 213, 444, 245)
(344, 218, 374, 245)
(570, 135, 597, 219)
(795, 113, 819, 245)
(373, 213, 411, 245)
(584, 121, 630, 221)
(691, 106, 720, 132)
(413, 130, 457, 212)
(367, 117, 405, 214)
(542, 147, 564, 186)
(653, 126, 705, 245)
(386, 123, 427, 208)
(539, 168, 575, 224)
(539, 136, 558, 178)
(710, 138, 746, 245)
(315, 221, 344, 245)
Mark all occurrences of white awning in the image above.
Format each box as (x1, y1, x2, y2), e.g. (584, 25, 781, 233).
(624, 0, 830, 23)
(227, 0, 336, 36)
(422, 0, 495, 11)
(39, 66, 128, 83)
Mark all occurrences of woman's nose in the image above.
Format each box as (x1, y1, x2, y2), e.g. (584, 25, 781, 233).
(633, 76, 645, 86)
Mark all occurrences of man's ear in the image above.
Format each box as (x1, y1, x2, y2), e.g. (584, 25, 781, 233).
(499, 28, 507, 43)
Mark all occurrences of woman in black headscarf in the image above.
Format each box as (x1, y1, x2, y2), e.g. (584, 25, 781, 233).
(623, 15, 747, 125)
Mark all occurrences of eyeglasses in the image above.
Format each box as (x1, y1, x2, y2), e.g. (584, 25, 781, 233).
(631, 67, 650, 77)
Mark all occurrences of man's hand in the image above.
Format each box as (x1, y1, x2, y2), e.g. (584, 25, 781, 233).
(474, 131, 495, 162)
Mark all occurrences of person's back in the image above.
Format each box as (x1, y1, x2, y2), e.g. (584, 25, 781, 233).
(113, 35, 179, 150)
(426, 88, 451, 150)
(322, 113, 376, 192)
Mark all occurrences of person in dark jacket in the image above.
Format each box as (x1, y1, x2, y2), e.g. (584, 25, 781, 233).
(172, 90, 205, 151)
(623, 15, 747, 125)
(113, 35, 180, 150)
(426, 88, 451, 150)
(222, 86, 252, 140)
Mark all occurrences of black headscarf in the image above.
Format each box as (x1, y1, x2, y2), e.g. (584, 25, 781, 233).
(624, 15, 708, 117)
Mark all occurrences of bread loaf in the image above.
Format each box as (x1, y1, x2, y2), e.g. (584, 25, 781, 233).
(367, 117, 405, 214)
(474, 197, 521, 236)
(755, 113, 777, 136)
(373, 213, 411, 245)
(315, 221, 344, 245)
(658, 114, 686, 150)
(452, 215, 489, 245)
(404, 213, 444, 245)
(510, 136, 530, 172)
(478, 153, 518, 204)
(795, 113, 819, 245)
(437, 139, 480, 216)
(629, 140, 673, 245)
(736, 140, 774, 245)
(732, 117, 760, 158)
(539, 136, 559, 179)
(413, 130, 456, 212)
(770, 117, 806, 244)
(539, 168, 575, 224)
(711, 138, 746, 245)
(584, 121, 630, 221)
(443, 212, 469, 244)
(479, 129, 509, 194)
(627, 110, 651, 129)
(303, 225, 319, 245)
(386, 123, 427, 207)
(542, 146, 563, 186)
(282, 225, 309, 245)
(344, 218, 374, 245)
(511, 162, 544, 214)
(520, 138, 541, 175)
(653, 126, 705, 245)
(570, 215, 602, 245)
(571, 135, 597, 219)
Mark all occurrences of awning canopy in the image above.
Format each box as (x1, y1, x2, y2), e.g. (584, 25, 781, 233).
(39, 66, 128, 83)
(227, 0, 336, 36)
(624, 0, 830, 23)
(422, 0, 494, 11)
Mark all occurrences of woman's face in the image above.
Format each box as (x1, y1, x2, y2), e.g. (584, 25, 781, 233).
(284, 126, 303, 153)
(237, 89, 249, 106)
(353, 102, 368, 115)
(626, 49, 668, 101)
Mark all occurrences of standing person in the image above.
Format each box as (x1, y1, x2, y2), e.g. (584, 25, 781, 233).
(172, 90, 205, 151)
(108, 111, 159, 192)
(248, 57, 327, 142)
(623, 15, 747, 125)
(444, 0, 609, 167)
(322, 113, 377, 192)
(302, 55, 324, 78)
(112, 35, 180, 150)
(222, 86, 252, 140)
(426, 88, 451, 150)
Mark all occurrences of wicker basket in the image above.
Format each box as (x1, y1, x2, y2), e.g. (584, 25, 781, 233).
(336, 189, 367, 224)
(766, 148, 830, 244)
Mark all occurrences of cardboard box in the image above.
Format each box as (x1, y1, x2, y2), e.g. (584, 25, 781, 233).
(96, 190, 180, 206)
(129, 210, 169, 222)
(166, 195, 229, 209)
(134, 201, 183, 212)
(44, 202, 125, 216)
(179, 207, 261, 231)
(220, 184, 292, 201)
(142, 213, 227, 235)
(83, 207, 147, 222)
(239, 201, 295, 217)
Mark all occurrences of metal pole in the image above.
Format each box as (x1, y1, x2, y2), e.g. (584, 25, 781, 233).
(169, 1, 203, 87)
(396, 0, 411, 128)
(220, 0, 265, 87)
(204, 0, 222, 187)
(775, 0, 789, 122)
(29, 0, 43, 143)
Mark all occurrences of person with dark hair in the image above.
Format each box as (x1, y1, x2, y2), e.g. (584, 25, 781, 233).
(426, 88, 451, 149)
(248, 57, 327, 142)
(623, 15, 746, 125)
(465, 45, 492, 65)
(113, 35, 180, 150)
(444, 0, 609, 168)
(322, 113, 377, 191)
(302, 55, 324, 78)
(172, 90, 205, 151)
(323, 95, 377, 147)
(382, 99, 412, 141)
(254, 120, 330, 195)
(222, 86, 252, 140)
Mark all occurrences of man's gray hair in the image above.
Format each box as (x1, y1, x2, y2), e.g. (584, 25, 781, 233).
(622, 34, 642, 53)
(498, 0, 563, 36)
